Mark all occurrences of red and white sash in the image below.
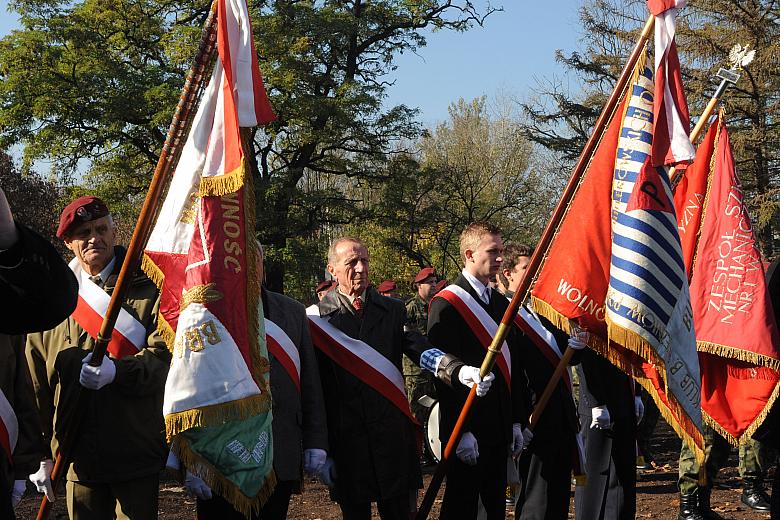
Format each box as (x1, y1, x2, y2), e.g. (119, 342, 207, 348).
(512, 306, 571, 389)
(69, 258, 146, 359)
(434, 285, 512, 386)
(0, 389, 18, 465)
(265, 318, 301, 394)
(306, 304, 416, 424)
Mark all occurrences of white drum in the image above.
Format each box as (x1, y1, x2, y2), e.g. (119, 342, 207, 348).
(424, 401, 442, 462)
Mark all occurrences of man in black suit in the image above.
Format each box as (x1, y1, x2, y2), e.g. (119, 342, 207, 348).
(427, 222, 533, 520)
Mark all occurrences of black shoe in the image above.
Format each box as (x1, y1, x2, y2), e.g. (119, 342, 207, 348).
(698, 488, 723, 520)
(679, 492, 705, 520)
(741, 483, 771, 512)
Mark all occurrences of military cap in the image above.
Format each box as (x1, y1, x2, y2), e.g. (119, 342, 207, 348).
(377, 280, 397, 293)
(414, 267, 437, 284)
(434, 279, 448, 292)
(56, 196, 110, 239)
(315, 280, 336, 293)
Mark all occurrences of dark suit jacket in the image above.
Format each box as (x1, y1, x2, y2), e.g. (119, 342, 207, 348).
(263, 289, 328, 483)
(314, 286, 427, 503)
(427, 274, 531, 448)
(0, 223, 77, 335)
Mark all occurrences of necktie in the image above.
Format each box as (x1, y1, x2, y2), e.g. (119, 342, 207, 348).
(90, 275, 103, 288)
(483, 288, 490, 305)
(352, 296, 363, 313)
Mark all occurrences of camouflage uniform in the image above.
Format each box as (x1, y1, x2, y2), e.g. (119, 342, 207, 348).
(678, 425, 769, 494)
(404, 296, 437, 423)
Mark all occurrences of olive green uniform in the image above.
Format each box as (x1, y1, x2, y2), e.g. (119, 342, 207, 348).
(404, 296, 436, 424)
(25, 247, 170, 520)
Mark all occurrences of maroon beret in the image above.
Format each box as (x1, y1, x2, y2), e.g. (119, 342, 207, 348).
(377, 280, 397, 293)
(315, 280, 336, 293)
(56, 196, 110, 239)
(434, 279, 448, 292)
(414, 267, 436, 284)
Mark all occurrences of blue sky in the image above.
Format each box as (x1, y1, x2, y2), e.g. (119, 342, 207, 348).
(0, 0, 584, 127)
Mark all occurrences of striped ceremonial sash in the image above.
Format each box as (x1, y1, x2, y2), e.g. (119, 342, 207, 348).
(512, 306, 571, 389)
(0, 389, 18, 465)
(434, 285, 512, 387)
(306, 305, 416, 423)
(265, 318, 301, 394)
(70, 258, 146, 359)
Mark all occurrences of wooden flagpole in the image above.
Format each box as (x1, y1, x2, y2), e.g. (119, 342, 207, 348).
(36, 2, 220, 518)
(415, 14, 655, 520)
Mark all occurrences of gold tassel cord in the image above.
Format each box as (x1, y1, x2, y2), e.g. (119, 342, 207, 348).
(165, 393, 271, 443)
(697, 340, 780, 371)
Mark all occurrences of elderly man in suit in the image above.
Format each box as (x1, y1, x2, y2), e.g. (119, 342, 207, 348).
(186, 245, 329, 520)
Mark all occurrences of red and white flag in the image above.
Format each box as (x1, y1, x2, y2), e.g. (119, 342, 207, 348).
(647, 0, 695, 167)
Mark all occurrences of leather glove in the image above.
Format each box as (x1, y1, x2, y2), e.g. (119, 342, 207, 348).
(635, 396, 645, 424)
(590, 406, 612, 430)
(511, 423, 524, 457)
(79, 352, 116, 390)
(522, 427, 533, 450)
(29, 459, 54, 502)
(12, 480, 25, 508)
(184, 471, 212, 500)
(458, 367, 495, 397)
(456, 432, 479, 465)
(318, 457, 337, 488)
(303, 448, 327, 475)
(567, 336, 588, 350)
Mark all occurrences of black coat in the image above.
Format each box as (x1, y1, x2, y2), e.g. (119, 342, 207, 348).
(0, 223, 77, 335)
(314, 286, 427, 503)
(427, 274, 531, 448)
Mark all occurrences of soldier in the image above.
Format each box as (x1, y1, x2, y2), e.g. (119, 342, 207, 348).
(377, 279, 399, 298)
(315, 280, 336, 301)
(185, 244, 329, 520)
(404, 267, 439, 464)
(427, 222, 532, 520)
(25, 196, 170, 520)
(310, 237, 491, 519)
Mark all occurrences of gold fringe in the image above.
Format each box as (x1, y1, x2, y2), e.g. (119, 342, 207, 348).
(157, 314, 176, 352)
(174, 435, 276, 518)
(141, 253, 165, 290)
(199, 162, 246, 197)
(165, 393, 271, 443)
(180, 282, 224, 312)
(697, 340, 780, 370)
(604, 314, 667, 376)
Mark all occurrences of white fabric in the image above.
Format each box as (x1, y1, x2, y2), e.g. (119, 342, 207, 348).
(511, 423, 524, 457)
(305, 305, 406, 397)
(12, 479, 25, 508)
(223, 0, 262, 126)
(185, 471, 212, 500)
(457, 366, 495, 397)
(456, 432, 479, 465)
(265, 318, 301, 380)
(441, 285, 512, 379)
(29, 459, 54, 502)
(0, 388, 18, 456)
(304, 448, 327, 475)
(79, 352, 117, 389)
(635, 396, 645, 424)
(520, 305, 563, 357)
(590, 406, 612, 430)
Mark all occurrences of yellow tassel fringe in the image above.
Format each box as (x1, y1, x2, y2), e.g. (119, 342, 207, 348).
(697, 340, 780, 370)
(166, 393, 271, 443)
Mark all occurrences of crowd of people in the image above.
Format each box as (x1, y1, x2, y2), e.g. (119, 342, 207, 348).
(1, 190, 778, 520)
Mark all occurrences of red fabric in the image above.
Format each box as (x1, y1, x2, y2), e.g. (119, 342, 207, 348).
(647, 0, 685, 16)
(652, 40, 692, 167)
(266, 334, 301, 393)
(72, 295, 139, 359)
(677, 118, 780, 440)
(511, 314, 571, 390)
(0, 417, 11, 464)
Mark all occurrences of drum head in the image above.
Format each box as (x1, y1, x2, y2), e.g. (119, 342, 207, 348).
(424, 401, 442, 462)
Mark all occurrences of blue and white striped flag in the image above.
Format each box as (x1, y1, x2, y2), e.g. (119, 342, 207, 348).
(605, 64, 703, 445)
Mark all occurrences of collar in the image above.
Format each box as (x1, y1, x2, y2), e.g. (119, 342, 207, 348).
(337, 287, 366, 304)
(92, 256, 116, 285)
(461, 268, 491, 302)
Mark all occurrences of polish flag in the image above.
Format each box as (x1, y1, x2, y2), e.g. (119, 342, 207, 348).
(648, 0, 695, 167)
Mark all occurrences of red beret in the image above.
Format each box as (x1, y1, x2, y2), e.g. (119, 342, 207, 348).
(377, 280, 397, 293)
(434, 279, 448, 292)
(56, 196, 110, 239)
(414, 267, 436, 284)
(315, 280, 336, 293)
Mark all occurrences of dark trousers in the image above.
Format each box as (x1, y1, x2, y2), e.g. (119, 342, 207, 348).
(440, 442, 507, 520)
(338, 494, 409, 520)
(197, 480, 295, 520)
(574, 421, 636, 520)
(66, 475, 159, 520)
(2, 482, 13, 520)
(517, 437, 573, 520)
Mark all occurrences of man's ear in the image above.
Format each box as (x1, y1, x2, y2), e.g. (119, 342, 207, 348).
(327, 264, 335, 276)
(464, 249, 474, 264)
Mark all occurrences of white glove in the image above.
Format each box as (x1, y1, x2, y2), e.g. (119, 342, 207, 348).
(456, 432, 479, 465)
(511, 424, 524, 457)
(458, 367, 495, 397)
(318, 457, 337, 488)
(165, 449, 181, 471)
(590, 406, 612, 430)
(522, 427, 533, 450)
(29, 459, 54, 502)
(635, 396, 645, 424)
(79, 352, 116, 390)
(11, 479, 25, 508)
(304, 448, 327, 475)
(567, 336, 587, 350)
(184, 471, 212, 500)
